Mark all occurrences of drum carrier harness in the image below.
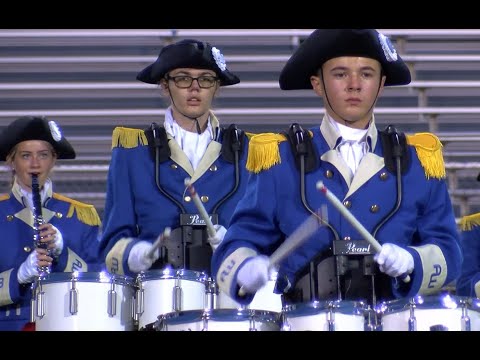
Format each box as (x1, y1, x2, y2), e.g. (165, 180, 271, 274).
(144, 122, 245, 275)
(285, 123, 410, 308)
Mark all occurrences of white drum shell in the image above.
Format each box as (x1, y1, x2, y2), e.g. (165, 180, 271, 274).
(380, 295, 480, 331)
(157, 309, 280, 331)
(282, 300, 366, 331)
(136, 269, 208, 329)
(34, 272, 135, 331)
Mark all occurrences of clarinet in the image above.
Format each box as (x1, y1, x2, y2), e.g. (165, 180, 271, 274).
(31, 174, 51, 275)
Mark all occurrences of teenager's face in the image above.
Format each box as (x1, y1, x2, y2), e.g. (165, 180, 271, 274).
(9, 140, 56, 191)
(311, 56, 386, 129)
(163, 68, 219, 127)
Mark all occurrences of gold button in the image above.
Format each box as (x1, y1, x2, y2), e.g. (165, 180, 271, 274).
(55, 212, 63, 218)
(370, 205, 380, 213)
(6, 215, 13, 221)
(209, 165, 218, 172)
(343, 236, 351, 241)
(23, 246, 31, 253)
(201, 196, 209, 203)
(184, 196, 192, 202)
(380, 172, 388, 181)
(325, 170, 333, 179)
(171, 164, 178, 170)
(343, 200, 352, 209)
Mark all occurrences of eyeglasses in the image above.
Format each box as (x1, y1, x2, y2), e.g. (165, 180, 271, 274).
(166, 75, 219, 89)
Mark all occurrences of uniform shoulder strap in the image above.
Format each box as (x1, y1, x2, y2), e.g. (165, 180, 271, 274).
(284, 123, 319, 173)
(220, 123, 246, 163)
(379, 125, 410, 175)
(143, 122, 171, 163)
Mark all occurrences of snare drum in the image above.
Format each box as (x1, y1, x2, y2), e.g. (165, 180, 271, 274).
(135, 268, 208, 329)
(216, 271, 283, 313)
(282, 300, 367, 331)
(156, 309, 281, 331)
(379, 294, 480, 331)
(33, 271, 135, 331)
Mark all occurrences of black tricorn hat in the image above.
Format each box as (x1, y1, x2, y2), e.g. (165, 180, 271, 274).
(279, 29, 411, 90)
(0, 116, 76, 161)
(137, 39, 240, 86)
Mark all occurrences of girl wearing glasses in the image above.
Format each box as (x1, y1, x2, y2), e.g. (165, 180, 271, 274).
(100, 39, 252, 285)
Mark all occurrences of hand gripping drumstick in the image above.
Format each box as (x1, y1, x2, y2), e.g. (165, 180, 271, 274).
(316, 181, 410, 283)
(238, 207, 325, 296)
(184, 178, 217, 238)
(146, 227, 171, 260)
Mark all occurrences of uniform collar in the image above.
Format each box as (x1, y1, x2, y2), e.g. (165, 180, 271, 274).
(320, 114, 379, 151)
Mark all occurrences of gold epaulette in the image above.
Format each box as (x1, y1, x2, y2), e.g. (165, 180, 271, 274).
(0, 194, 10, 202)
(460, 213, 480, 231)
(406, 133, 446, 179)
(52, 193, 101, 226)
(246, 133, 288, 173)
(245, 132, 256, 139)
(112, 127, 148, 149)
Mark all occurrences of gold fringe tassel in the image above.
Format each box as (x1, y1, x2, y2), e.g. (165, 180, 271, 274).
(53, 193, 101, 226)
(112, 127, 148, 149)
(407, 133, 446, 179)
(246, 133, 287, 173)
(461, 213, 480, 231)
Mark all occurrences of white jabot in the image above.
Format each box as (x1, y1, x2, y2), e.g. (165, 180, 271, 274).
(20, 178, 52, 211)
(164, 107, 214, 170)
(328, 115, 368, 175)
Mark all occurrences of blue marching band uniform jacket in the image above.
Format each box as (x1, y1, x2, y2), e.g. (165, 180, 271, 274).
(457, 214, 480, 297)
(212, 117, 463, 305)
(0, 181, 102, 331)
(100, 114, 251, 278)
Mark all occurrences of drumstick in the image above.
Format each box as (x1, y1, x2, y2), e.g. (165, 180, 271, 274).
(146, 227, 171, 260)
(316, 181, 410, 283)
(184, 178, 216, 238)
(269, 206, 326, 268)
(238, 208, 325, 296)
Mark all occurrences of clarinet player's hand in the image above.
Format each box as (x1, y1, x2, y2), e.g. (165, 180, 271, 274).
(17, 248, 52, 284)
(38, 224, 64, 257)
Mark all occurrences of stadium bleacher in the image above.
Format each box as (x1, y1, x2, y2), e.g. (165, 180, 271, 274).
(1, 29, 480, 221)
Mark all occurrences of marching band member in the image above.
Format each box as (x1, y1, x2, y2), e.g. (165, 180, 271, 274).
(457, 212, 480, 298)
(0, 116, 102, 330)
(99, 39, 252, 278)
(212, 29, 463, 308)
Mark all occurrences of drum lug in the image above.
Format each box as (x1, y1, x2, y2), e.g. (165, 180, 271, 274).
(173, 278, 182, 312)
(249, 311, 257, 331)
(327, 303, 335, 331)
(202, 311, 209, 331)
(30, 282, 37, 323)
(135, 287, 144, 316)
(280, 312, 291, 331)
(205, 278, 217, 310)
(35, 280, 46, 319)
(108, 282, 117, 317)
(408, 302, 416, 331)
(461, 300, 471, 331)
(69, 278, 78, 315)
